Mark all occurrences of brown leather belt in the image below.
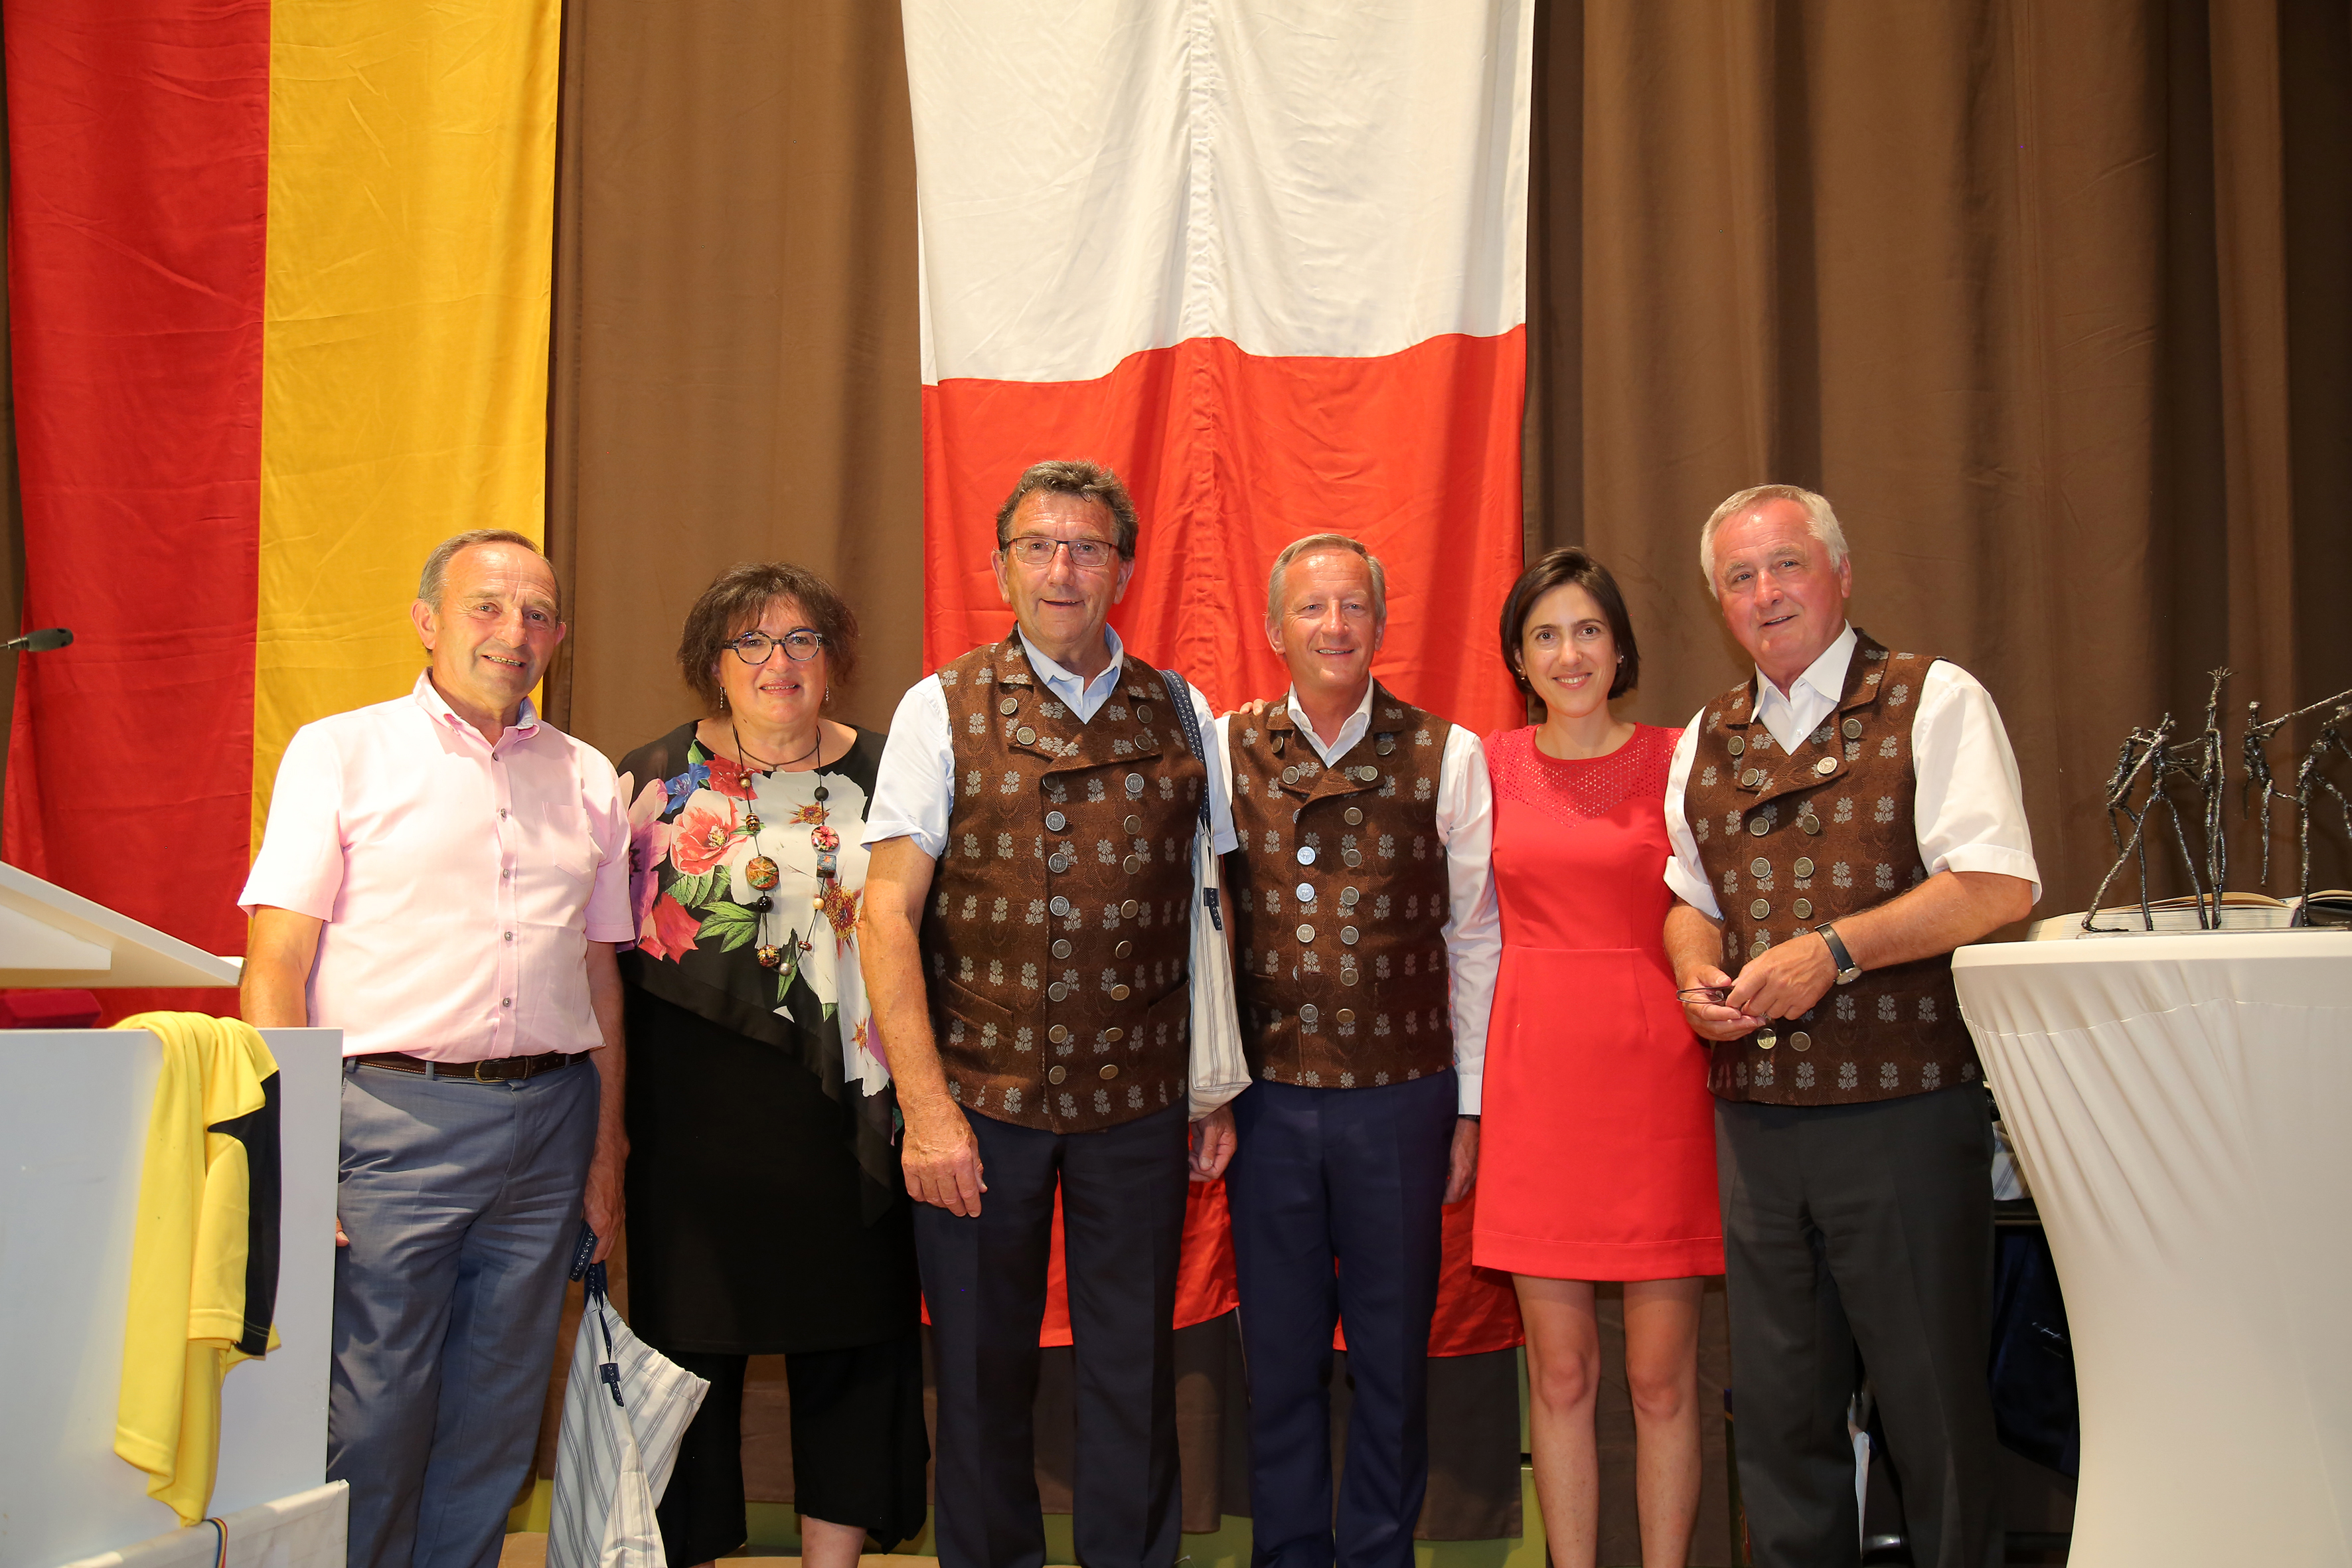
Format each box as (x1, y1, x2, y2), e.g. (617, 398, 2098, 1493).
(350, 1050, 581, 1082)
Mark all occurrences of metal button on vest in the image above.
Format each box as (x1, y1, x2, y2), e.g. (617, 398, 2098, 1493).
(1741, 768, 1762, 787)
(1376, 736, 1395, 755)
(1296, 845, 1317, 866)
(1115, 939, 1133, 957)
(1790, 1031, 1812, 1052)
(1295, 882, 1315, 902)
(1750, 933, 1770, 956)
(1048, 1065, 1067, 1084)
(1296, 923, 1316, 943)
(1339, 967, 1359, 985)
(1046, 810, 1067, 831)
(1749, 856, 1771, 878)
(1125, 815, 1142, 834)
(1755, 1029, 1778, 1050)
(1747, 818, 1770, 837)
(1016, 726, 1037, 745)
(1800, 815, 1823, 836)
(1794, 856, 1816, 878)
(1340, 925, 1360, 945)
(1136, 704, 1153, 722)
(1749, 899, 1770, 920)
(1339, 887, 1360, 907)
(1842, 717, 1864, 740)
(1336, 1008, 1356, 1024)
(1126, 773, 1146, 795)
(1099, 1063, 1119, 1079)
(1048, 853, 1071, 872)
(1048, 982, 1069, 1002)
(1299, 1004, 1320, 1024)
(1049, 1024, 1070, 1044)
(1052, 939, 1072, 959)
(1050, 896, 1071, 916)
(1111, 984, 1131, 1000)
(1814, 757, 1838, 775)
(1282, 765, 1301, 785)
(999, 698, 1019, 716)
(1104, 1027, 1123, 1042)
(1344, 850, 1363, 867)
(1344, 807, 1364, 825)
(1358, 765, 1379, 782)
(1118, 855, 1138, 874)
(1727, 736, 1747, 757)
(1121, 899, 1139, 917)
(1792, 898, 1814, 920)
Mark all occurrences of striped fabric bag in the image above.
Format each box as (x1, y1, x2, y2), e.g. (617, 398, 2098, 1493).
(546, 1262, 710, 1568)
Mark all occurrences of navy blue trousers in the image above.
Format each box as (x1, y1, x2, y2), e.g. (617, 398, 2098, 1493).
(915, 1101, 1190, 1568)
(1225, 1071, 1456, 1568)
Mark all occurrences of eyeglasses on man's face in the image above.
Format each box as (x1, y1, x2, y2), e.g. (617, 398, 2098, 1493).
(727, 629, 825, 664)
(1000, 534, 1121, 571)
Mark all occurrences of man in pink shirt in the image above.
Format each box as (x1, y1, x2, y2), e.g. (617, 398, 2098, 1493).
(240, 530, 632, 1568)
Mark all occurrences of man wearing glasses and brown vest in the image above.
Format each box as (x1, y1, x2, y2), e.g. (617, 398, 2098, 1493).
(1214, 533, 1499, 1568)
(1664, 485, 2039, 1568)
(860, 460, 1239, 1568)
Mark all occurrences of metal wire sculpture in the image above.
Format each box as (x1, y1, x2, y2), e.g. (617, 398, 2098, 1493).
(2084, 671, 2352, 932)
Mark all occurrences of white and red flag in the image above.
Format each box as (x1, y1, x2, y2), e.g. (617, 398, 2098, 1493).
(905, 0, 1533, 728)
(903, 1, 1533, 1354)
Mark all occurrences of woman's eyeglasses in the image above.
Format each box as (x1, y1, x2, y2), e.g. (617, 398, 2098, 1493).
(727, 629, 824, 664)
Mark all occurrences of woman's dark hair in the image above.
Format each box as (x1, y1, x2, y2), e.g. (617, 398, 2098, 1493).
(677, 562, 860, 712)
(1496, 546, 1640, 702)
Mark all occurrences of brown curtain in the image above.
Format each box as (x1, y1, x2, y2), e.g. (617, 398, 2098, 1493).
(542, 0, 926, 757)
(1527, 0, 2352, 914)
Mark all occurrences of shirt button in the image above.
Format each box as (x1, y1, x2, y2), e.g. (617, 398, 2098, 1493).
(499, 809, 509, 819)
(501, 869, 512, 880)
(505, 931, 515, 941)
(501, 998, 512, 1008)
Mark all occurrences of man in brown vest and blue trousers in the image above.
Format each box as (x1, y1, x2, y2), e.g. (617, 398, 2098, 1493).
(1214, 534, 1499, 1568)
(860, 460, 1238, 1568)
(1664, 485, 2039, 1568)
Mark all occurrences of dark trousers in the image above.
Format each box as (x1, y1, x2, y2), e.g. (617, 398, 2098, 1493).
(652, 1331, 930, 1564)
(914, 1101, 1191, 1568)
(1717, 1085, 2001, 1568)
(1224, 1072, 1456, 1568)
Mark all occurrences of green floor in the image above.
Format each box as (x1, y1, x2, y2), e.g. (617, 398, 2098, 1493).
(509, 1468, 1551, 1567)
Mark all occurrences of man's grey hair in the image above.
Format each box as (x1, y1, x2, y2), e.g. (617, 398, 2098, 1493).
(1265, 533, 1388, 627)
(994, 460, 1140, 559)
(1697, 485, 1849, 595)
(416, 530, 558, 613)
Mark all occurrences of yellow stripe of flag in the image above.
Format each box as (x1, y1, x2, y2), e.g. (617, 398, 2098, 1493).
(254, 0, 562, 848)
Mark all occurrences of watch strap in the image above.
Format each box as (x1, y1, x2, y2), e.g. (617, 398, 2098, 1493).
(1815, 922, 1861, 983)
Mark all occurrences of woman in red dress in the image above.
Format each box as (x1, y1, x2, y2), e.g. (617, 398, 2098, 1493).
(1473, 548, 1722, 1568)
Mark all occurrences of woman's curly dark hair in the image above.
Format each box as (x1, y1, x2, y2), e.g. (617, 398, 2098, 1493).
(676, 562, 860, 713)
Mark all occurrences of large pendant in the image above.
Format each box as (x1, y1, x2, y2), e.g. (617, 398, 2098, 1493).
(756, 944, 784, 970)
(811, 825, 840, 851)
(745, 855, 781, 890)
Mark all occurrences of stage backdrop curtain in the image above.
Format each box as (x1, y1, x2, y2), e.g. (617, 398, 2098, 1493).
(1, 0, 564, 1020)
(1524, 0, 2352, 915)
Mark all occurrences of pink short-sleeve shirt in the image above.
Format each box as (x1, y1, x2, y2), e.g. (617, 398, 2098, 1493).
(240, 671, 634, 1061)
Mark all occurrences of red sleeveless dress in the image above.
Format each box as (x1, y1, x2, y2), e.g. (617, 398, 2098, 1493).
(1472, 724, 1723, 1281)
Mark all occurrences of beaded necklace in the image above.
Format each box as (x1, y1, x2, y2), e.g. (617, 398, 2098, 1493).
(728, 720, 835, 971)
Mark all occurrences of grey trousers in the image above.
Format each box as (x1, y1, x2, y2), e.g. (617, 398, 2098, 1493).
(329, 1059, 598, 1568)
(1717, 1085, 2001, 1568)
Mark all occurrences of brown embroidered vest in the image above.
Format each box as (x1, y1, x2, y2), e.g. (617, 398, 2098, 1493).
(1224, 684, 1455, 1089)
(1684, 631, 1978, 1106)
(919, 635, 1204, 1132)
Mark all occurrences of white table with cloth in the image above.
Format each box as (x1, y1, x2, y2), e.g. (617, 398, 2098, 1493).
(1952, 929, 2352, 1568)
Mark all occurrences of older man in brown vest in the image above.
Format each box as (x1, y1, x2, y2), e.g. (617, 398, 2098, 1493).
(860, 460, 1237, 1568)
(1663, 485, 2039, 1568)
(1214, 533, 1498, 1568)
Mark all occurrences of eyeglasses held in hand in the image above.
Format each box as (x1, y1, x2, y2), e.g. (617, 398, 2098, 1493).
(1676, 985, 1733, 1006)
(1002, 534, 1119, 570)
(728, 629, 825, 664)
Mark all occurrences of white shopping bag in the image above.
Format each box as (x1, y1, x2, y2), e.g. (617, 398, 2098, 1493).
(546, 1261, 710, 1568)
(1158, 669, 1248, 1117)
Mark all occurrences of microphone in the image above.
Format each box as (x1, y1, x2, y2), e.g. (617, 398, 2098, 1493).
(4, 628, 72, 653)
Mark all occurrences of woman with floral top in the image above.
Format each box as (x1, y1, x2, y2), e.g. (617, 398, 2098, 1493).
(615, 563, 923, 1568)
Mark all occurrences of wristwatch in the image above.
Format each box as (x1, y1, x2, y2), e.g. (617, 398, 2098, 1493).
(1814, 922, 1863, 985)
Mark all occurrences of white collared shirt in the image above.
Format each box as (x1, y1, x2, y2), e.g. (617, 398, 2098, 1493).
(1212, 683, 1501, 1114)
(862, 626, 1239, 860)
(1663, 624, 2041, 917)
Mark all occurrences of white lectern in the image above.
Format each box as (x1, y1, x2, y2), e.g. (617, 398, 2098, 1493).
(0, 863, 343, 1568)
(1954, 930, 2352, 1568)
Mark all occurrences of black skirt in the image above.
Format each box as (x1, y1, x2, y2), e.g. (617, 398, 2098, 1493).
(621, 986, 918, 1353)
